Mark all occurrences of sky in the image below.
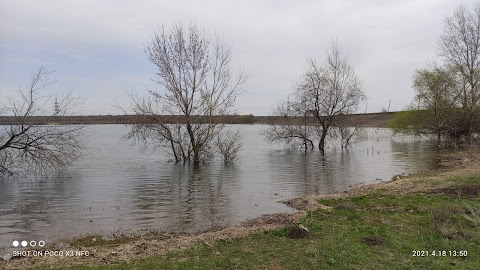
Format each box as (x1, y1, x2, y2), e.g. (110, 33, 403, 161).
(0, 0, 476, 116)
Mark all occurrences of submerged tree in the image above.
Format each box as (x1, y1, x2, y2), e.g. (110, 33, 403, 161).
(265, 41, 365, 153)
(0, 66, 85, 176)
(263, 101, 316, 151)
(389, 65, 461, 143)
(125, 23, 246, 163)
(391, 2, 480, 144)
(438, 2, 480, 140)
(215, 129, 242, 164)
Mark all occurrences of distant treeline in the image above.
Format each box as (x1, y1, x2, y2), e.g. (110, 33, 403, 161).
(0, 112, 394, 127)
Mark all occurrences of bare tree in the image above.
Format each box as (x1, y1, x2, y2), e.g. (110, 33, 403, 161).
(214, 129, 242, 164)
(124, 23, 246, 163)
(336, 118, 359, 149)
(263, 100, 316, 151)
(393, 3, 480, 144)
(438, 2, 480, 140)
(0, 66, 85, 176)
(265, 41, 365, 154)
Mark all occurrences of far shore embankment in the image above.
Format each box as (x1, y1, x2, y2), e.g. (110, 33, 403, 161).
(0, 112, 395, 127)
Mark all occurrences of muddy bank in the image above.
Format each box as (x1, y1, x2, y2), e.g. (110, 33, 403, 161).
(0, 212, 304, 269)
(1, 148, 479, 269)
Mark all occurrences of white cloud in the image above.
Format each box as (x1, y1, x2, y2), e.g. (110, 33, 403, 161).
(0, 0, 477, 114)
(69, 54, 86, 61)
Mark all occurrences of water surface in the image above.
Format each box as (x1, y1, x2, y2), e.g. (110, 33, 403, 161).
(0, 125, 439, 252)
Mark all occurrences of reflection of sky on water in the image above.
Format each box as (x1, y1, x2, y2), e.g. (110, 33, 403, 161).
(0, 125, 439, 252)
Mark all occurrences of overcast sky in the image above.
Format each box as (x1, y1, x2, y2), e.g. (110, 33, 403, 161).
(0, 0, 476, 115)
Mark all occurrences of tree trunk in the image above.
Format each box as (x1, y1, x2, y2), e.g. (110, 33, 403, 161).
(318, 127, 328, 155)
(467, 112, 475, 143)
(186, 122, 200, 164)
(170, 140, 179, 162)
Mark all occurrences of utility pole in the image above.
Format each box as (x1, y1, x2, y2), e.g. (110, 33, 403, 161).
(287, 96, 290, 116)
(54, 97, 60, 114)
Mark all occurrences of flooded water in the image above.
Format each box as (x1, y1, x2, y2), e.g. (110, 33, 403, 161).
(0, 125, 439, 251)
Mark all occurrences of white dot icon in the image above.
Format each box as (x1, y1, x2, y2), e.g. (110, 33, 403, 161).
(12, 241, 19, 247)
(21, 241, 28, 247)
(30, 241, 36, 247)
(38, 241, 45, 247)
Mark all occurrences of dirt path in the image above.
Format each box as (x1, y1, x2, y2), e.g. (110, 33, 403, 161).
(1, 148, 479, 270)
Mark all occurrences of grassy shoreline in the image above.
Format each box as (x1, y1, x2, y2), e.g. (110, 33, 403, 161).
(2, 150, 479, 269)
